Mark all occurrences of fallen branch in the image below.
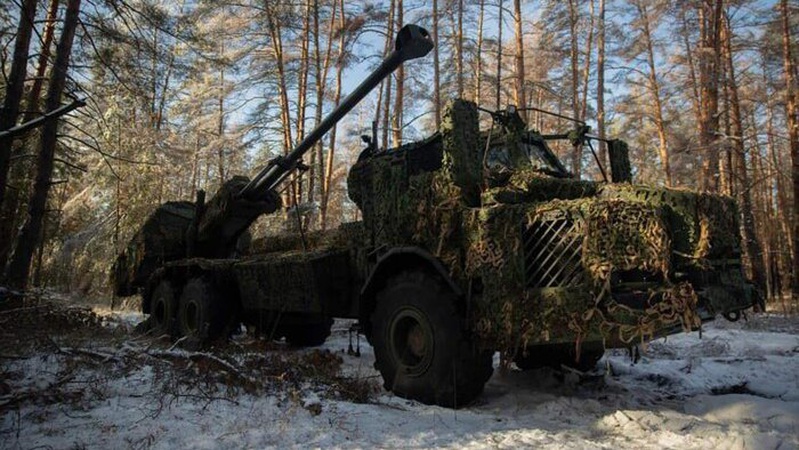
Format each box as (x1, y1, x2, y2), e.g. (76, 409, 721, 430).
(0, 98, 86, 142)
(0, 373, 75, 411)
(145, 349, 258, 386)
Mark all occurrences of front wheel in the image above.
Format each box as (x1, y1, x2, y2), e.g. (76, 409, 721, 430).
(371, 271, 493, 408)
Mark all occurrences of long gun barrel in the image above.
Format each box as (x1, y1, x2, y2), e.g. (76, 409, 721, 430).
(239, 24, 434, 200)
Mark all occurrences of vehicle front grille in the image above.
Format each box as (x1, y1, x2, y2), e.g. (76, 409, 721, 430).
(523, 218, 586, 288)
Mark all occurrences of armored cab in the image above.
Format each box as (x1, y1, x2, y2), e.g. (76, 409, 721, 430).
(347, 99, 755, 406)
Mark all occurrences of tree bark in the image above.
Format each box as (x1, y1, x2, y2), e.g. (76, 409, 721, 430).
(697, 0, 723, 192)
(314, 0, 337, 210)
(265, 6, 295, 207)
(321, 0, 345, 230)
(496, 0, 503, 110)
(475, 0, 485, 106)
(781, 0, 799, 304)
(392, 0, 404, 146)
(513, 0, 526, 118)
(680, 8, 703, 144)
(0, 0, 38, 230)
(579, 0, 595, 122)
(298, 0, 311, 204)
(634, 0, 671, 186)
(764, 55, 793, 302)
(722, 13, 766, 295)
(23, 0, 59, 124)
(567, 0, 582, 178)
(381, 0, 395, 150)
(5, 0, 81, 290)
(456, 0, 464, 98)
(596, 0, 606, 166)
(433, 0, 441, 127)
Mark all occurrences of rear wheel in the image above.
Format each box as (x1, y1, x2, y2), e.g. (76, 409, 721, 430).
(177, 277, 228, 346)
(371, 271, 493, 408)
(148, 279, 177, 338)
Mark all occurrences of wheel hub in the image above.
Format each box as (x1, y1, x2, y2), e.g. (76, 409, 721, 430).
(153, 298, 167, 327)
(389, 308, 433, 376)
(185, 301, 199, 333)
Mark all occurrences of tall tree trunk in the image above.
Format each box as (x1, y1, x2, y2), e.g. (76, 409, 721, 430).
(456, 0, 464, 98)
(748, 110, 771, 298)
(722, 13, 766, 295)
(697, 0, 723, 192)
(217, 59, 226, 185)
(266, 7, 295, 207)
(381, 0, 395, 150)
(513, 0, 526, 118)
(781, 0, 799, 303)
(297, 1, 311, 204)
(0, 0, 37, 227)
(0, 0, 39, 277)
(307, 0, 318, 206)
(23, 0, 59, 124)
(680, 8, 703, 144)
(764, 55, 793, 302)
(433, 0, 441, 127)
(392, 0, 404, 146)
(321, 0, 345, 230)
(567, 0, 582, 177)
(634, 0, 671, 186)
(596, 0, 606, 166)
(5, 0, 81, 290)
(579, 0, 595, 122)
(475, 0, 485, 106)
(496, 0, 503, 110)
(314, 0, 337, 209)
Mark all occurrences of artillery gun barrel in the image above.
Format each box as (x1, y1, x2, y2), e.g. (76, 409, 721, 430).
(239, 24, 434, 200)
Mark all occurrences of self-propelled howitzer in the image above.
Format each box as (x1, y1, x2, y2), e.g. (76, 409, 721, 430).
(112, 25, 756, 410)
(112, 24, 434, 296)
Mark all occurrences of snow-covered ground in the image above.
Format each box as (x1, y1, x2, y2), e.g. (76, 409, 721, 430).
(2, 308, 798, 449)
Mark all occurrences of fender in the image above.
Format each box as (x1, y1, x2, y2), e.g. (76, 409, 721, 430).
(359, 246, 462, 337)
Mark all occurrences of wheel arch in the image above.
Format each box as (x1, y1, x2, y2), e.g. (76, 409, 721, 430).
(359, 247, 461, 339)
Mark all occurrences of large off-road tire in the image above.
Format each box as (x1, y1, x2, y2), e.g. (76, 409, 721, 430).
(281, 317, 333, 347)
(371, 271, 493, 408)
(177, 277, 228, 346)
(515, 343, 604, 372)
(148, 279, 178, 338)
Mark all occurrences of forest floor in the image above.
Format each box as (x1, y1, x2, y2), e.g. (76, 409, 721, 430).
(1, 294, 798, 449)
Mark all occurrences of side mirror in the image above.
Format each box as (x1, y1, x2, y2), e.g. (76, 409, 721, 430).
(608, 139, 632, 183)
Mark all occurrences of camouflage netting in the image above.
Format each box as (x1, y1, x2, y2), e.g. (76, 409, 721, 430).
(464, 196, 702, 362)
(249, 222, 364, 255)
(608, 139, 632, 183)
(440, 99, 481, 206)
(196, 176, 281, 257)
(600, 184, 740, 265)
(347, 98, 729, 362)
(577, 198, 671, 282)
(112, 201, 195, 296)
(482, 167, 598, 205)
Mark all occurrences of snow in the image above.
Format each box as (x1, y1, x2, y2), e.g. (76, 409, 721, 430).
(2, 311, 799, 449)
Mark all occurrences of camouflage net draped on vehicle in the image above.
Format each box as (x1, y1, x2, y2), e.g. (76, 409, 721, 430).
(464, 195, 702, 363)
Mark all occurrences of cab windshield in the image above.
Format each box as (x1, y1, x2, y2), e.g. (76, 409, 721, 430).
(485, 141, 568, 177)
